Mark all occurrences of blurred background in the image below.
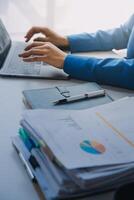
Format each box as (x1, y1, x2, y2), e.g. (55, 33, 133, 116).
(0, 0, 133, 38)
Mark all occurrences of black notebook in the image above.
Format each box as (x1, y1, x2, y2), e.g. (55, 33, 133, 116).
(23, 82, 113, 110)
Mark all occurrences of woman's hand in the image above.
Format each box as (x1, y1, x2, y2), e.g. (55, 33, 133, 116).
(24, 26, 69, 48)
(19, 42, 67, 69)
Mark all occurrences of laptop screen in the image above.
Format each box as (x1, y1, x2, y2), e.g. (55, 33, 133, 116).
(0, 19, 11, 68)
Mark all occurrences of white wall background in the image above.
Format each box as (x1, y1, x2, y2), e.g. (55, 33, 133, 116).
(56, 0, 134, 34)
(0, 0, 133, 36)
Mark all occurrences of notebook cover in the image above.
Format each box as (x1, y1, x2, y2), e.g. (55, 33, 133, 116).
(23, 82, 113, 110)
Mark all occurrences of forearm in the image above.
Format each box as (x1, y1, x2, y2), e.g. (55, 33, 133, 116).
(63, 55, 134, 89)
(68, 29, 128, 53)
(67, 15, 134, 53)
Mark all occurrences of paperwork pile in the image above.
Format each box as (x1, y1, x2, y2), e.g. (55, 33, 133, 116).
(12, 97, 134, 199)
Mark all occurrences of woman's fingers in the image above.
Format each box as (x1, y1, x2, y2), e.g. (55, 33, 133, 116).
(24, 42, 45, 51)
(20, 42, 51, 58)
(19, 42, 66, 68)
(25, 27, 40, 42)
(33, 37, 48, 42)
(23, 56, 47, 62)
(25, 27, 48, 42)
(19, 48, 48, 58)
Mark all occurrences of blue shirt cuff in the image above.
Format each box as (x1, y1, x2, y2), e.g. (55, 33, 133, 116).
(67, 33, 93, 53)
(63, 54, 97, 81)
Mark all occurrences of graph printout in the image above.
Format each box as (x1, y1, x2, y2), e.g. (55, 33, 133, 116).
(23, 98, 134, 169)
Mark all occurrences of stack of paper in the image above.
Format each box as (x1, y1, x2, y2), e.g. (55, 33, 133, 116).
(12, 97, 134, 199)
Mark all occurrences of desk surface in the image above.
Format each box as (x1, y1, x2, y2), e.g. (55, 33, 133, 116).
(0, 51, 134, 200)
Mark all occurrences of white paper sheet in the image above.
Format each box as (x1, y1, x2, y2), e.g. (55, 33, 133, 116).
(23, 97, 134, 169)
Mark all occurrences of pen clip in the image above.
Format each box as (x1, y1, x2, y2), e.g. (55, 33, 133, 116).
(56, 86, 70, 98)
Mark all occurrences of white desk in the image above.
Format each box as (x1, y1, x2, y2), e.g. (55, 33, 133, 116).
(0, 50, 134, 200)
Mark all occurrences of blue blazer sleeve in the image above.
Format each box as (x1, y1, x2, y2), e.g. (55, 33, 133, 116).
(64, 55, 134, 90)
(68, 14, 134, 53)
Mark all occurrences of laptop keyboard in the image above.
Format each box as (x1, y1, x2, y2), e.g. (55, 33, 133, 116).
(4, 43, 42, 75)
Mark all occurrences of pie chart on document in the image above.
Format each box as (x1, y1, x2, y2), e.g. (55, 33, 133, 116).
(80, 140, 106, 155)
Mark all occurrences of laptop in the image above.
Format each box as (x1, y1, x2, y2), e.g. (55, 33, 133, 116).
(0, 19, 69, 79)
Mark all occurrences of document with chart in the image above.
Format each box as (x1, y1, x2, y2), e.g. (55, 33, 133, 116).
(14, 97, 134, 198)
(22, 97, 134, 170)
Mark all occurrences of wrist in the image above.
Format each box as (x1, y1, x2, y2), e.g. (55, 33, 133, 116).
(60, 36, 69, 47)
(60, 52, 67, 69)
